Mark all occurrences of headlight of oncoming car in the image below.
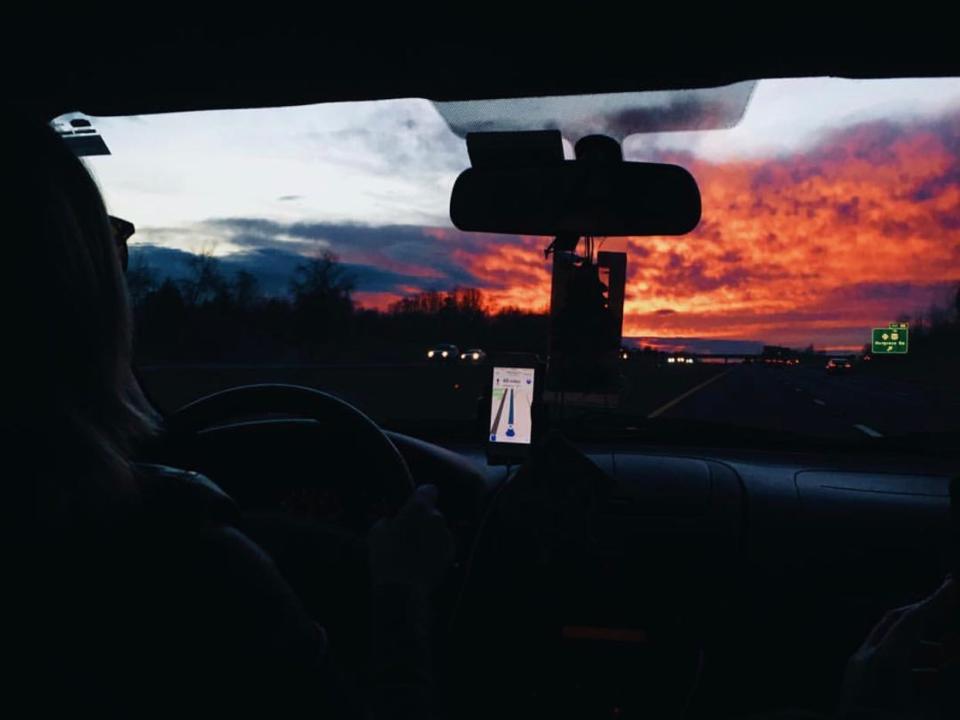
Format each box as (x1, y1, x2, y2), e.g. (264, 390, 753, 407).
(427, 350, 435, 358)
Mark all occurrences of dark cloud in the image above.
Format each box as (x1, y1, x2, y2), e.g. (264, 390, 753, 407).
(203, 218, 515, 290)
(133, 216, 542, 297)
(631, 307, 852, 329)
(789, 165, 824, 183)
(936, 212, 960, 231)
(649, 252, 809, 296)
(834, 196, 860, 223)
(128, 245, 196, 281)
(911, 165, 960, 202)
(276, 195, 302, 202)
(626, 336, 765, 355)
(880, 219, 911, 236)
(828, 280, 957, 303)
(220, 248, 302, 295)
(750, 166, 776, 191)
(787, 195, 830, 218)
(851, 124, 902, 165)
(129, 244, 304, 296)
(129, 241, 451, 297)
(311, 104, 468, 176)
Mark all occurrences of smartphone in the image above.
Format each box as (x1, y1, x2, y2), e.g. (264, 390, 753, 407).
(485, 354, 544, 465)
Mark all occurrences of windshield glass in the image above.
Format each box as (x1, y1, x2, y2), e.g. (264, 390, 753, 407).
(61, 77, 960, 444)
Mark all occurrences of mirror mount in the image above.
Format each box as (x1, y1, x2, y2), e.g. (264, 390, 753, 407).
(574, 134, 623, 163)
(450, 130, 702, 398)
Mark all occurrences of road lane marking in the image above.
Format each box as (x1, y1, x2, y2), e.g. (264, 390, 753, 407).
(795, 387, 803, 392)
(854, 424, 884, 438)
(489, 386, 508, 436)
(813, 398, 826, 406)
(647, 369, 733, 419)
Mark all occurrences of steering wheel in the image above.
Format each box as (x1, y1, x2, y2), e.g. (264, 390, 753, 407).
(164, 384, 415, 530)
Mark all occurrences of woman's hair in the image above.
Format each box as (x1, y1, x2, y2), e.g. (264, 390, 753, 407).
(2, 113, 159, 519)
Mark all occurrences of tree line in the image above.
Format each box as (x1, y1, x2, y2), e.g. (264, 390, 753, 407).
(127, 251, 548, 364)
(127, 247, 960, 378)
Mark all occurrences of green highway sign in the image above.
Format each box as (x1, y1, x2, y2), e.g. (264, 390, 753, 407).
(872, 327, 909, 354)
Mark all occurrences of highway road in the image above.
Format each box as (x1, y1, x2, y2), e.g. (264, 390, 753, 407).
(139, 361, 958, 442)
(649, 364, 959, 440)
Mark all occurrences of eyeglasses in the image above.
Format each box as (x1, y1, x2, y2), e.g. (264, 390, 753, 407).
(109, 215, 135, 244)
(108, 215, 135, 271)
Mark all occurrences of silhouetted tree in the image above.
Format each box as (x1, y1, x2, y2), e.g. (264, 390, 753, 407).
(231, 269, 262, 312)
(126, 258, 159, 310)
(290, 252, 354, 307)
(127, 249, 551, 364)
(289, 252, 355, 349)
(390, 290, 443, 315)
(928, 302, 950, 330)
(180, 252, 228, 307)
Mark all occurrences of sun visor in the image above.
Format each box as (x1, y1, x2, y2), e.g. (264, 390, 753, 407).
(433, 80, 756, 141)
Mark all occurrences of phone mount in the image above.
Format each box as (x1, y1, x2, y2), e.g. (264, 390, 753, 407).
(543, 138, 627, 401)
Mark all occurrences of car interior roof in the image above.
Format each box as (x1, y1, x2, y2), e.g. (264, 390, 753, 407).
(6, 20, 960, 119)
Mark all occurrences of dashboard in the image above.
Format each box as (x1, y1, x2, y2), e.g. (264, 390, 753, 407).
(165, 417, 956, 717)
(389, 432, 955, 716)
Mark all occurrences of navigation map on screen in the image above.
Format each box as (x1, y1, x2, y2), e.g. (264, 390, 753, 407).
(489, 366, 535, 445)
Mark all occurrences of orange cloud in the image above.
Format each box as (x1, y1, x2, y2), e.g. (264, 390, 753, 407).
(617, 116, 960, 344)
(357, 112, 960, 349)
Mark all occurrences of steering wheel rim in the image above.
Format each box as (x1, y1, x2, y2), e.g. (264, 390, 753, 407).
(166, 383, 415, 527)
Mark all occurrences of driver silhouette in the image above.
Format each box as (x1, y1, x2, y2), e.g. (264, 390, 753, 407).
(1, 113, 453, 719)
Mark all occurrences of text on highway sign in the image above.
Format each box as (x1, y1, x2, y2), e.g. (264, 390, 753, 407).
(872, 327, 909, 354)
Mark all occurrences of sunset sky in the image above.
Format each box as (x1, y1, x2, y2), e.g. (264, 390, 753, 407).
(72, 77, 960, 352)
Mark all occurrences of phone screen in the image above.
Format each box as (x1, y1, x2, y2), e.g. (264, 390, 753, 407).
(489, 366, 536, 445)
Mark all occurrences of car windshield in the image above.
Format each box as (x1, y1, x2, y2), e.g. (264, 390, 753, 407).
(60, 77, 960, 445)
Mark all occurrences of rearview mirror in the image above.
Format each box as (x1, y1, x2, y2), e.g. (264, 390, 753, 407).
(450, 134, 701, 237)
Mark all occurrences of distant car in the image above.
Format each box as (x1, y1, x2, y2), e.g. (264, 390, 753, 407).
(426, 343, 459, 362)
(825, 357, 853, 374)
(459, 348, 487, 363)
(666, 355, 695, 365)
(619, 348, 631, 361)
